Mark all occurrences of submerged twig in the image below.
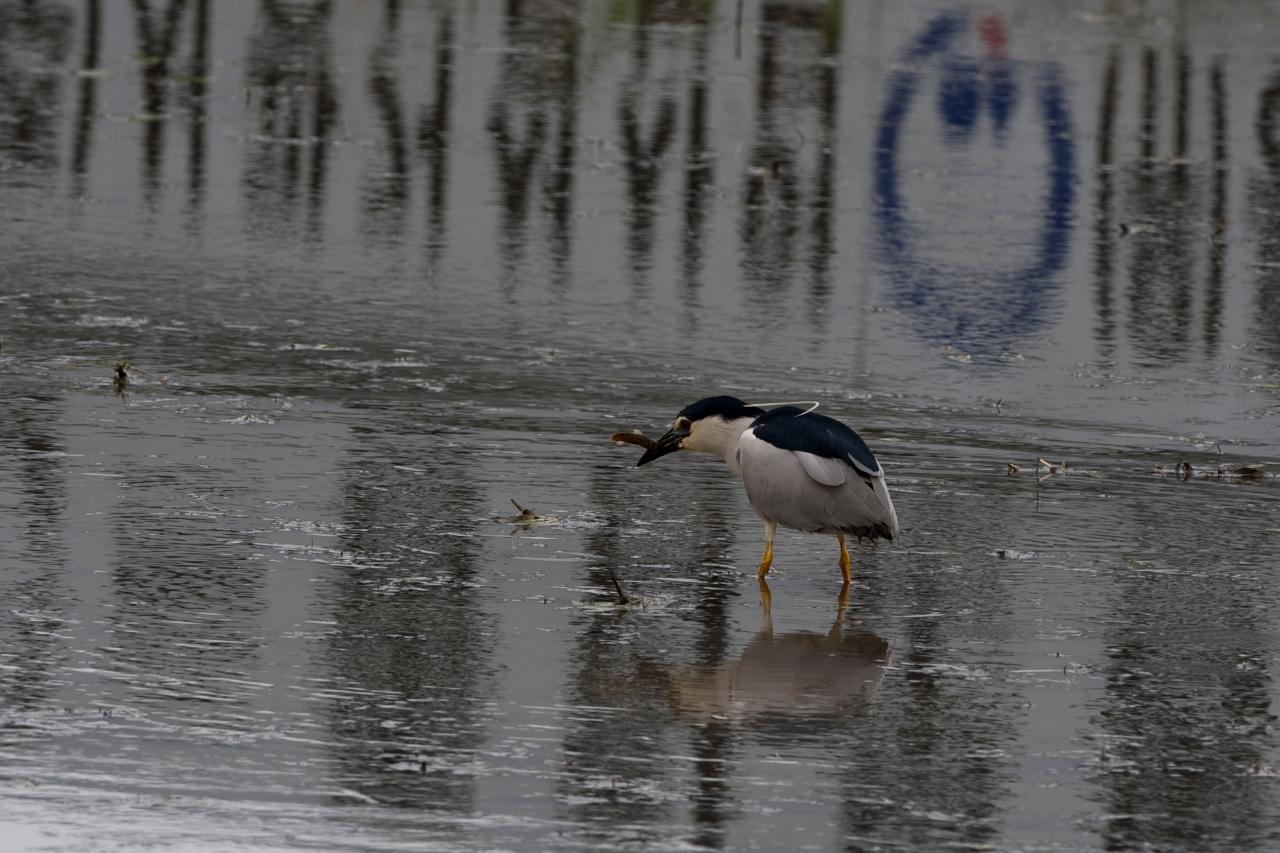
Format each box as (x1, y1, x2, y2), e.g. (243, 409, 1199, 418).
(606, 566, 630, 605)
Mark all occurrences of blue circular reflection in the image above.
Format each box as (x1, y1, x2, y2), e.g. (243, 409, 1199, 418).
(874, 11, 1075, 357)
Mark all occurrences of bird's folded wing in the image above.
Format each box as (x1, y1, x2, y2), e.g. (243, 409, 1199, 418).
(794, 451, 847, 487)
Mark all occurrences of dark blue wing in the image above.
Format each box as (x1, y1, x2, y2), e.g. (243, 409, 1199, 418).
(751, 408, 883, 477)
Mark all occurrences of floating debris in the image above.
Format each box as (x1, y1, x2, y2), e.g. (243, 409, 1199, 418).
(1036, 458, 1068, 482)
(1176, 459, 1195, 481)
(1156, 460, 1195, 480)
(1247, 761, 1280, 778)
(108, 358, 169, 395)
(574, 591, 674, 613)
(1159, 460, 1268, 482)
(1005, 459, 1070, 478)
(113, 359, 130, 395)
(1210, 463, 1267, 481)
(497, 499, 554, 526)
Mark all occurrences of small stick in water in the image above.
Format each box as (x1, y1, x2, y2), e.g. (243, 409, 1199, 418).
(607, 567, 630, 605)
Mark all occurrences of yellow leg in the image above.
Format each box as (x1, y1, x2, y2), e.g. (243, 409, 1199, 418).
(758, 576, 773, 616)
(837, 532, 852, 586)
(757, 521, 778, 579)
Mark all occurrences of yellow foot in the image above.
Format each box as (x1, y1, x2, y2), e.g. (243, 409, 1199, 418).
(756, 542, 774, 579)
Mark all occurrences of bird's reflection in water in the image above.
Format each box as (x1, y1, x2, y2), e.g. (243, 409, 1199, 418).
(668, 583, 890, 722)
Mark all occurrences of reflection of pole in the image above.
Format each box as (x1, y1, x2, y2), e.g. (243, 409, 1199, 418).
(1140, 48, 1157, 163)
(808, 4, 840, 322)
(486, 6, 553, 284)
(364, 0, 409, 236)
(187, 0, 209, 221)
(691, 720, 732, 848)
(1096, 527, 1272, 849)
(559, 464, 674, 831)
(330, 434, 488, 812)
(421, 14, 454, 272)
(307, 27, 338, 238)
(240, 2, 338, 238)
(547, 24, 579, 287)
(1204, 59, 1226, 356)
(1173, 45, 1189, 190)
(486, 5, 581, 288)
(487, 103, 546, 279)
(618, 82, 677, 290)
(71, 0, 102, 195)
(1260, 74, 1280, 172)
(132, 0, 190, 207)
(1092, 48, 1119, 357)
(1255, 74, 1280, 362)
(681, 24, 714, 318)
(2, 399, 70, 711)
(1174, 48, 1190, 161)
(688, 499, 737, 849)
(1127, 43, 1196, 360)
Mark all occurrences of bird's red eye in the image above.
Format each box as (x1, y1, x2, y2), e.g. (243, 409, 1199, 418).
(677, 418, 691, 432)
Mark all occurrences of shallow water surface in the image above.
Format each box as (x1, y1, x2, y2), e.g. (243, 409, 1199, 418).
(2, 1, 1279, 851)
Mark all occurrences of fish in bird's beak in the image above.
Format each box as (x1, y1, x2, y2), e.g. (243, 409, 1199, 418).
(636, 426, 688, 466)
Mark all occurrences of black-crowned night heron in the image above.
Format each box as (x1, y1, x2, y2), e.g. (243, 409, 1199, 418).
(636, 395, 898, 587)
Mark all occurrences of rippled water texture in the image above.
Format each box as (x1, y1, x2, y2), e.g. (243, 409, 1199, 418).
(2, 1, 1279, 851)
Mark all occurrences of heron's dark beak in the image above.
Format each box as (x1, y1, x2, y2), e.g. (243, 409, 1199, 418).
(636, 427, 688, 466)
